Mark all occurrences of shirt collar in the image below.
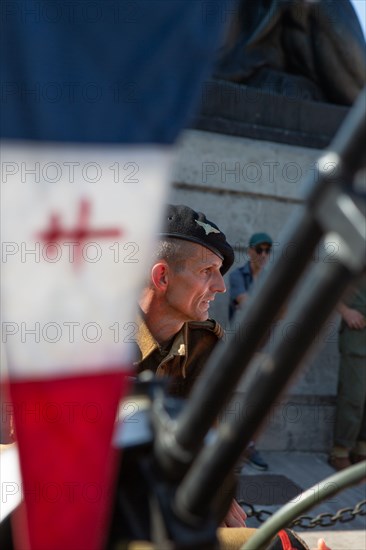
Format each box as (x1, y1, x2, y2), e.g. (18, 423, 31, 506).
(136, 311, 188, 365)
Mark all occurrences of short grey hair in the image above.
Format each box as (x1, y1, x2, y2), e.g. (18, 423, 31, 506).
(152, 238, 193, 273)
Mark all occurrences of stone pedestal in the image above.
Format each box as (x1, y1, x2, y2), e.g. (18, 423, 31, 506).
(169, 112, 348, 451)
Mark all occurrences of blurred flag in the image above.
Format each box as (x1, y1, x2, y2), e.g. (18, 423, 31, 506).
(0, 1, 235, 548)
(1, 143, 172, 549)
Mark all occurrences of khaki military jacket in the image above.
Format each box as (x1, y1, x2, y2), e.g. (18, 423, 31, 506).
(339, 275, 366, 357)
(135, 315, 224, 398)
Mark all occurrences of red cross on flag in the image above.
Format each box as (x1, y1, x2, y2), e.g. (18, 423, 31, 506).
(1, 142, 173, 550)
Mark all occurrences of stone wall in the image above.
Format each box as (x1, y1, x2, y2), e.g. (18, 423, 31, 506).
(169, 128, 341, 452)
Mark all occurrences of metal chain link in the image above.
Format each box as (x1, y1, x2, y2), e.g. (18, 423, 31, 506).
(238, 499, 366, 529)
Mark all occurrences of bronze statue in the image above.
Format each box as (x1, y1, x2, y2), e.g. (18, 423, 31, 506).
(214, 0, 366, 105)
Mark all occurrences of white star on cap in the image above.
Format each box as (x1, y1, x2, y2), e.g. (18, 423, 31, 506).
(195, 220, 220, 235)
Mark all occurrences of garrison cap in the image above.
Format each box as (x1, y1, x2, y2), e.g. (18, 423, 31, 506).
(249, 232, 273, 247)
(159, 204, 234, 275)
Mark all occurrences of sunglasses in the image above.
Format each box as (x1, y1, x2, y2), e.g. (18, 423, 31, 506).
(254, 245, 271, 255)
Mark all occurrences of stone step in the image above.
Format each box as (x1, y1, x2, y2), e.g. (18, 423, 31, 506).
(226, 394, 336, 453)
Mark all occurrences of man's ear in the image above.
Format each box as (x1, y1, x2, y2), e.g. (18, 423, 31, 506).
(151, 262, 169, 291)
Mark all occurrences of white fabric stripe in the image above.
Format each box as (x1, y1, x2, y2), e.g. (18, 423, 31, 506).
(1, 141, 173, 377)
(0, 444, 22, 521)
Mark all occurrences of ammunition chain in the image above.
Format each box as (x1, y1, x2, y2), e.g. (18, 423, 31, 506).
(238, 499, 366, 528)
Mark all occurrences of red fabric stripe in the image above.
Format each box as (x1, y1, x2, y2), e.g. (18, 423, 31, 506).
(9, 370, 130, 550)
(278, 529, 295, 550)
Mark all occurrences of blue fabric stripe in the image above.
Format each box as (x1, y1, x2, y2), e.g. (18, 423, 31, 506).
(1, 1, 236, 143)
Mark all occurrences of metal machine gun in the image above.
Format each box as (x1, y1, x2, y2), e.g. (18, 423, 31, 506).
(108, 89, 366, 549)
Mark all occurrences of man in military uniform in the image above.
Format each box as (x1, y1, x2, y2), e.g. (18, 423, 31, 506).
(330, 276, 366, 471)
(135, 204, 254, 530)
(135, 203, 233, 400)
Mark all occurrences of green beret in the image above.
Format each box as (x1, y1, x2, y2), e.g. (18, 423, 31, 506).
(159, 204, 234, 275)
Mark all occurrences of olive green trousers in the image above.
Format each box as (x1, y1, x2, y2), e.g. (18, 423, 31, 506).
(333, 353, 366, 452)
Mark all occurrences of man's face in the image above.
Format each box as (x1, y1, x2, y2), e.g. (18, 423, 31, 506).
(165, 242, 226, 322)
(248, 243, 272, 270)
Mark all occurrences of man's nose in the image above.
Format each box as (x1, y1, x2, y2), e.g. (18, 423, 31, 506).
(212, 271, 226, 293)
